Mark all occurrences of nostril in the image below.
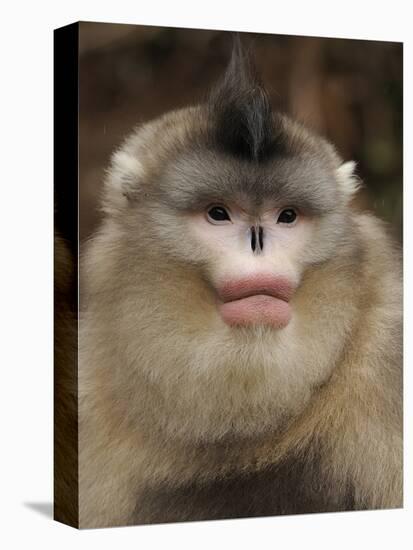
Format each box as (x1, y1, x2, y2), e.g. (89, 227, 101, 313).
(258, 226, 264, 251)
(250, 226, 256, 252)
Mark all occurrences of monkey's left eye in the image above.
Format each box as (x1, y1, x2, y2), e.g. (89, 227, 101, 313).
(207, 206, 231, 224)
(277, 208, 297, 224)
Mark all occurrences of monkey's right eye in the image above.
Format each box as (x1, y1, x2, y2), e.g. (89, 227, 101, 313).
(207, 206, 231, 224)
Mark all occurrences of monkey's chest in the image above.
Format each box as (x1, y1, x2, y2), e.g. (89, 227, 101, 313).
(133, 459, 355, 524)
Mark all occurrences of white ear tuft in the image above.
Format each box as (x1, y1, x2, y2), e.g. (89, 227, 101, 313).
(103, 150, 146, 213)
(110, 150, 145, 194)
(336, 160, 361, 200)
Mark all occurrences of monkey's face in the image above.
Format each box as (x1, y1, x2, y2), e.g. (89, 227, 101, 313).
(143, 145, 352, 332)
(102, 101, 358, 341)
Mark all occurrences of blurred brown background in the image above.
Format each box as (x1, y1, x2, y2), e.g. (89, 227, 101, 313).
(78, 22, 403, 243)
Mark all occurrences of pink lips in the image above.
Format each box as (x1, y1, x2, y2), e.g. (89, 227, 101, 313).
(217, 275, 295, 328)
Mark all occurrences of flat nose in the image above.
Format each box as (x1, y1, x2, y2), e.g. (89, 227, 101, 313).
(250, 226, 264, 254)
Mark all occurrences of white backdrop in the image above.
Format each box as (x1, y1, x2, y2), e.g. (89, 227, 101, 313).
(0, 1, 410, 548)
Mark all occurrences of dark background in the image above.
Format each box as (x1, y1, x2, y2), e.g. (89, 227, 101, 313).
(78, 22, 403, 243)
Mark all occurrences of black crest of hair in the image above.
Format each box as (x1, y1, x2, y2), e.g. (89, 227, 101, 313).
(208, 36, 281, 162)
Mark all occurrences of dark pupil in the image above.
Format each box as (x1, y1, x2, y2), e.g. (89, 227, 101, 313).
(278, 209, 296, 223)
(209, 206, 229, 221)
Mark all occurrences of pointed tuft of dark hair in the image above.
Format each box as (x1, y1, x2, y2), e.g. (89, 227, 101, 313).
(208, 36, 278, 162)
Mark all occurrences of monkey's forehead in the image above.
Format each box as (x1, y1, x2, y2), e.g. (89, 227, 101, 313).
(112, 106, 343, 215)
(155, 147, 340, 215)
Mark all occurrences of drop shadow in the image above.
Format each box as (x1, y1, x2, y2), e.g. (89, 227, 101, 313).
(24, 501, 53, 519)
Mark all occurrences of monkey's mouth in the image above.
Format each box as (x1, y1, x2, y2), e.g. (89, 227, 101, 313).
(216, 275, 294, 328)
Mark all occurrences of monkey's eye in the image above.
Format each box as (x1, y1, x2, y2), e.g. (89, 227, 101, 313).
(277, 208, 297, 225)
(207, 206, 231, 224)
